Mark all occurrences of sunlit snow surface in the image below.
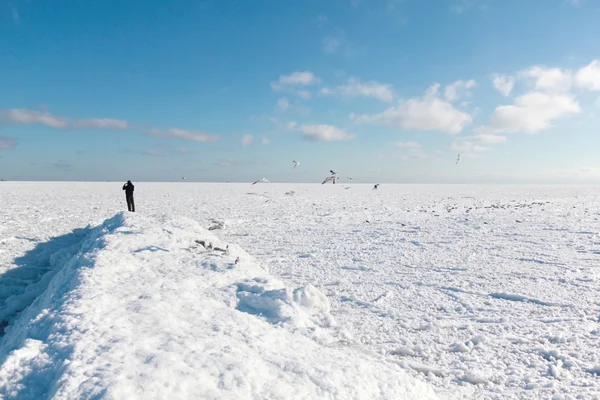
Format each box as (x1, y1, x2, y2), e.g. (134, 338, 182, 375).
(1, 182, 600, 399)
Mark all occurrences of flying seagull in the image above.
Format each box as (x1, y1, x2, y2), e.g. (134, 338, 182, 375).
(330, 170, 337, 175)
(456, 154, 461, 164)
(252, 177, 270, 185)
(293, 160, 300, 169)
(322, 176, 338, 185)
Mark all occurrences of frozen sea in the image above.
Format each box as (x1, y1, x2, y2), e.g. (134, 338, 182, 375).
(1, 182, 599, 399)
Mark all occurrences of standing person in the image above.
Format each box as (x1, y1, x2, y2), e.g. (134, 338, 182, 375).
(122, 180, 135, 212)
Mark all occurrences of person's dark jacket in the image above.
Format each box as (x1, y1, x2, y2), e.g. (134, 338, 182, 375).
(123, 182, 134, 196)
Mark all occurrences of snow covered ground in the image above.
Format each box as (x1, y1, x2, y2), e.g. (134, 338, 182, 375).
(1, 182, 600, 399)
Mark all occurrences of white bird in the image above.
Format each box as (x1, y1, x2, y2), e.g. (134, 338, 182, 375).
(252, 177, 270, 185)
(322, 176, 338, 185)
(293, 160, 300, 169)
(456, 154, 461, 164)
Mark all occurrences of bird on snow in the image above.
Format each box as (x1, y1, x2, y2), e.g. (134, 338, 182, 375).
(252, 177, 270, 185)
(293, 160, 300, 169)
(214, 245, 229, 254)
(456, 154, 461, 164)
(373, 184, 380, 190)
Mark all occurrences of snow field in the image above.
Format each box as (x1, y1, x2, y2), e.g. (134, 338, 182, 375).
(0, 206, 438, 399)
(1, 182, 600, 399)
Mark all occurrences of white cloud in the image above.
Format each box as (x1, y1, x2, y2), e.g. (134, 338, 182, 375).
(261, 136, 270, 145)
(354, 84, 473, 134)
(395, 141, 421, 148)
(72, 118, 129, 130)
(450, 139, 489, 154)
(148, 128, 219, 143)
(519, 66, 573, 93)
(492, 74, 515, 96)
(0, 108, 69, 128)
(271, 72, 319, 99)
(444, 79, 476, 102)
(276, 98, 289, 113)
(271, 71, 319, 90)
(0, 137, 16, 150)
(241, 134, 254, 147)
(321, 77, 394, 102)
(503, 60, 600, 95)
(575, 60, 600, 91)
(447, 133, 505, 157)
(298, 124, 354, 142)
(472, 133, 507, 143)
(477, 91, 580, 134)
(0, 108, 129, 130)
(281, 72, 316, 85)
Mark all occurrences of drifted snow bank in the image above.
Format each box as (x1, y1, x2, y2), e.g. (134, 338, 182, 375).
(0, 213, 437, 400)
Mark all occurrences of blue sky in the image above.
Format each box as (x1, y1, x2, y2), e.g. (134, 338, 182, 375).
(1, 0, 600, 183)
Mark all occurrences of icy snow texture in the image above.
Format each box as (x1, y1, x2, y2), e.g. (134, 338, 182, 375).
(0, 207, 436, 399)
(1, 182, 600, 399)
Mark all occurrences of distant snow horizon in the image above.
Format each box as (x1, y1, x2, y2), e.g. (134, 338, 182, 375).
(2, 180, 600, 186)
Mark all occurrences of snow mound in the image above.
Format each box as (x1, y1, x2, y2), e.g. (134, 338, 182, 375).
(236, 279, 336, 342)
(0, 212, 437, 399)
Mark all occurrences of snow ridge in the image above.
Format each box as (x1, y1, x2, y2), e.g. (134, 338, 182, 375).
(0, 224, 96, 336)
(0, 212, 437, 399)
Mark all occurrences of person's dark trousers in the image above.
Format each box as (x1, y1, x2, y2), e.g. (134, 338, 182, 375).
(126, 195, 135, 212)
